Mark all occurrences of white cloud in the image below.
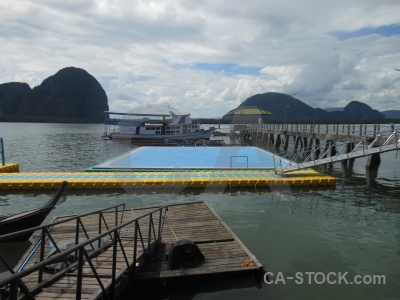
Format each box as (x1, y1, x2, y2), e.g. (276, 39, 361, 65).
(0, 0, 400, 117)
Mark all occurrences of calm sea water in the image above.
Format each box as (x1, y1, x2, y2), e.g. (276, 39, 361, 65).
(0, 122, 399, 300)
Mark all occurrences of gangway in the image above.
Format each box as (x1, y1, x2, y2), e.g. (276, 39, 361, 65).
(0, 203, 167, 299)
(274, 130, 400, 174)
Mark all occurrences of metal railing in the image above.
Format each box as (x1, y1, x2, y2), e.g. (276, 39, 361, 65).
(1, 137, 5, 166)
(234, 123, 397, 138)
(273, 129, 399, 173)
(0, 203, 168, 300)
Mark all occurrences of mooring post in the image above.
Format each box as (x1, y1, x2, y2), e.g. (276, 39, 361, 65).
(275, 134, 281, 148)
(366, 153, 381, 169)
(0, 137, 5, 166)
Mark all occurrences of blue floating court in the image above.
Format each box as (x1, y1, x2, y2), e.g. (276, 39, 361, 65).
(0, 148, 337, 190)
(88, 146, 291, 171)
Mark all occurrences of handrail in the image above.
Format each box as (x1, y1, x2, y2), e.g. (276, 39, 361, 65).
(273, 129, 398, 173)
(0, 204, 168, 299)
(0, 204, 125, 243)
(0, 137, 5, 166)
(236, 123, 395, 138)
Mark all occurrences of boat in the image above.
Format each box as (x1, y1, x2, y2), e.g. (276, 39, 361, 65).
(0, 181, 68, 243)
(213, 130, 228, 136)
(103, 111, 215, 142)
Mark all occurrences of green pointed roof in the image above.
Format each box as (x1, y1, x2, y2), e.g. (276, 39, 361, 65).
(227, 106, 273, 115)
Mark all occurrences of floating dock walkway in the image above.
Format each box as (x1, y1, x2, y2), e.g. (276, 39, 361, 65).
(0, 169, 335, 190)
(1, 202, 265, 299)
(0, 146, 336, 190)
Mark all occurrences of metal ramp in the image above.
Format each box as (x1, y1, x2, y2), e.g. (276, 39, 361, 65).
(274, 130, 400, 174)
(0, 204, 167, 300)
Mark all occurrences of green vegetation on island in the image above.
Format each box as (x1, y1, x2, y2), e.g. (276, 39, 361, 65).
(0, 67, 108, 123)
(0, 68, 399, 124)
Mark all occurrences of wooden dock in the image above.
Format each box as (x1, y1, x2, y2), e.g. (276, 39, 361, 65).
(2, 202, 264, 299)
(133, 201, 264, 286)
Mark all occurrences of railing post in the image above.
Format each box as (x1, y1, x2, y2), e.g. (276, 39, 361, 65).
(9, 280, 18, 300)
(38, 229, 46, 284)
(133, 220, 138, 274)
(110, 230, 118, 299)
(76, 247, 84, 300)
(147, 214, 153, 254)
(0, 138, 5, 166)
(157, 209, 163, 243)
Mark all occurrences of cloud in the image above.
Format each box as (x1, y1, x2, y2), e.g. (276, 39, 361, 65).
(0, 0, 400, 117)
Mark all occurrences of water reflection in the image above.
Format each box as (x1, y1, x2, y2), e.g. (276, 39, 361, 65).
(0, 123, 399, 299)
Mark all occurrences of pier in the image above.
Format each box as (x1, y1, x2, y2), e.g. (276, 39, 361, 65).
(0, 202, 265, 299)
(232, 123, 399, 172)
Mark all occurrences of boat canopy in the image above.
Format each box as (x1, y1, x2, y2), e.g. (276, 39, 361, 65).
(105, 111, 170, 118)
(104, 111, 195, 125)
(104, 119, 145, 126)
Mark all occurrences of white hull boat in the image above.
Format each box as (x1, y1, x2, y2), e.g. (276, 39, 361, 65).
(103, 111, 215, 142)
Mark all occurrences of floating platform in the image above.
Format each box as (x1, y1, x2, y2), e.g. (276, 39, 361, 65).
(0, 169, 336, 190)
(6, 202, 264, 299)
(0, 147, 336, 190)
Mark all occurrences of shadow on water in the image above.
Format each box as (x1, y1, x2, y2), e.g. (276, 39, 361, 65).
(0, 185, 336, 198)
(119, 276, 263, 300)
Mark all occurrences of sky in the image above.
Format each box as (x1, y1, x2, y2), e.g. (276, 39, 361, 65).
(1, 0, 400, 118)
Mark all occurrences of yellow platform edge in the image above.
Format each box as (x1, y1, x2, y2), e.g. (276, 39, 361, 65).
(0, 164, 19, 173)
(0, 171, 336, 190)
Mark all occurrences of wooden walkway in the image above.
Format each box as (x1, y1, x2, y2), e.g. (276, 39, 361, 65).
(134, 202, 264, 285)
(4, 202, 264, 299)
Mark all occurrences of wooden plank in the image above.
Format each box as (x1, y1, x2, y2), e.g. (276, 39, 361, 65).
(12, 202, 264, 299)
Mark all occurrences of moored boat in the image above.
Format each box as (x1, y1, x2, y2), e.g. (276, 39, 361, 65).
(0, 181, 68, 243)
(103, 111, 215, 141)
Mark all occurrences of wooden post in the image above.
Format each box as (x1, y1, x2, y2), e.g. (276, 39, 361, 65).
(283, 134, 289, 150)
(366, 153, 381, 169)
(269, 133, 274, 145)
(315, 139, 320, 158)
(303, 137, 308, 153)
(329, 140, 336, 156)
(294, 136, 300, 152)
(275, 134, 281, 148)
(322, 140, 329, 158)
(349, 142, 355, 163)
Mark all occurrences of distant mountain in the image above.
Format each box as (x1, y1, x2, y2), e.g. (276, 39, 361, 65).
(222, 92, 386, 121)
(342, 101, 384, 120)
(324, 107, 344, 112)
(381, 110, 400, 119)
(0, 82, 31, 115)
(0, 67, 108, 122)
